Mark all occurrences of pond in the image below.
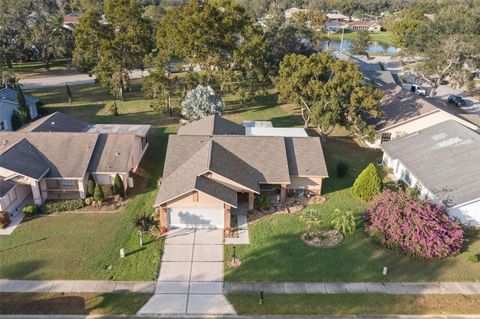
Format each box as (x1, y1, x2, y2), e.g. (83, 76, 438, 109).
(321, 39, 398, 54)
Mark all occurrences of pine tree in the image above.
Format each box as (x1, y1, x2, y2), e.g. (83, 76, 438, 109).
(113, 173, 125, 198)
(352, 163, 383, 202)
(93, 184, 104, 201)
(15, 84, 30, 124)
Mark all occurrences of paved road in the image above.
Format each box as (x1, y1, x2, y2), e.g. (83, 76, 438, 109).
(19, 69, 148, 89)
(138, 228, 236, 316)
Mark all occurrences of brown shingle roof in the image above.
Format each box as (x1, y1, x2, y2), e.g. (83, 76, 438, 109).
(0, 132, 98, 178)
(87, 134, 137, 173)
(285, 137, 328, 177)
(178, 114, 245, 136)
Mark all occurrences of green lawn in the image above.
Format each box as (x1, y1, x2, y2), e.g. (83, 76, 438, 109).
(329, 30, 395, 46)
(0, 81, 298, 280)
(227, 294, 480, 316)
(0, 293, 151, 315)
(12, 59, 78, 79)
(224, 137, 480, 282)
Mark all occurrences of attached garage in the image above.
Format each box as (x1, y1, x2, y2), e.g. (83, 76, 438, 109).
(168, 207, 224, 229)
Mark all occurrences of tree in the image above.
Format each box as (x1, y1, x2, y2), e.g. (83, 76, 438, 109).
(275, 53, 383, 140)
(351, 30, 371, 56)
(394, 4, 480, 96)
(132, 212, 156, 246)
(352, 163, 383, 202)
(15, 84, 31, 125)
(331, 209, 356, 235)
(65, 83, 72, 104)
(299, 208, 322, 233)
(365, 189, 464, 259)
(93, 184, 104, 201)
(87, 173, 96, 196)
(181, 85, 224, 120)
(27, 12, 64, 69)
(73, 0, 153, 99)
(114, 173, 125, 198)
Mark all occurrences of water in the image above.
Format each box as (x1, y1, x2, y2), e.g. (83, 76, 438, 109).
(321, 39, 398, 54)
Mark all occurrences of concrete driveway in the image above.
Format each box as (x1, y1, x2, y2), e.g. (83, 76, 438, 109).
(138, 229, 236, 315)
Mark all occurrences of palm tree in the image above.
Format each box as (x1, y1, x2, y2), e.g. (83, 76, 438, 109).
(299, 209, 322, 233)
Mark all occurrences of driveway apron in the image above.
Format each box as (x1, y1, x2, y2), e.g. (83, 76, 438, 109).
(138, 229, 236, 315)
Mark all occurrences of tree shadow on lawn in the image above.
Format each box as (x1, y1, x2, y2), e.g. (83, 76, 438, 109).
(322, 137, 382, 194)
(0, 294, 88, 315)
(0, 260, 48, 280)
(225, 230, 475, 282)
(0, 237, 47, 253)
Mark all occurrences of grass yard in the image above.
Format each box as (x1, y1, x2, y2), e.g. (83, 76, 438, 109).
(0, 293, 151, 315)
(227, 294, 480, 316)
(12, 59, 78, 79)
(329, 30, 395, 46)
(0, 81, 299, 280)
(224, 137, 480, 282)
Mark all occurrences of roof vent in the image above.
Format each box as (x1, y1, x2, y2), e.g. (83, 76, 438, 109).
(51, 121, 55, 125)
(116, 152, 120, 156)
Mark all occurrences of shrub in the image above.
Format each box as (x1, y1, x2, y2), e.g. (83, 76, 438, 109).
(352, 163, 383, 202)
(84, 197, 92, 205)
(365, 189, 464, 259)
(405, 187, 420, 197)
(100, 184, 114, 198)
(114, 174, 125, 198)
(104, 101, 119, 116)
(336, 162, 349, 178)
(23, 204, 39, 217)
(87, 174, 96, 196)
(181, 85, 224, 120)
(331, 209, 356, 235)
(0, 211, 11, 229)
(94, 184, 104, 201)
(468, 255, 479, 263)
(41, 199, 85, 214)
(255, 194, 273, 210)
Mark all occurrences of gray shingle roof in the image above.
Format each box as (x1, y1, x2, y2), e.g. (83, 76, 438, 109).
(21, 112, 89, 132)
(285, 137, 328, 177)
(0, 138, 50, 179)
(178, 114, 246, 136)
(381, 120, 480, 207)
(0, 179, 15, 197)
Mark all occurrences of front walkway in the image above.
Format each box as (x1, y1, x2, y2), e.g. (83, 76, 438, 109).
(138, 229, 236, 315)
(225, 281, 480, 294)
(0, 280, 154, 293)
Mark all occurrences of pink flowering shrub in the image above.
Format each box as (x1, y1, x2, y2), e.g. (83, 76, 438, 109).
(365, 189, 464, 259)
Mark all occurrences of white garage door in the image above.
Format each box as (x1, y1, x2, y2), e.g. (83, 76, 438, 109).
(168, 207, 224, 229)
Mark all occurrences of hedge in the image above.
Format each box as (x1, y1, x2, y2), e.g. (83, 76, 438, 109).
(352, 163, 383, 202)
(41, 199, 85, 214)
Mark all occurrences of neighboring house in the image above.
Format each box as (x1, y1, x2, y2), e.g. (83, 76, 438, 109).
(381, 120, 480, 227)
(326, 20, 344, 33)
(346, 21, 382, 32)
(154, 114, 328, 229)
(0, 88, 39, 131)
(368, 86, 480, 147)
(63, 13, 80, 30)
(285, 7, 308, 20)
(326, 12, 349, 22)
(0, 112, 150, 216)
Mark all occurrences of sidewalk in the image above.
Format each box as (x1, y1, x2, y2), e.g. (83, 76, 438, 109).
(224, 281, 480, 294)
(0, 279, 154, 293)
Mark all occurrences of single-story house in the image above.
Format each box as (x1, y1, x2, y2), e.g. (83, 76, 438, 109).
(381, 120, 480, 227)
(346, 21, 382, 32)
(326, 20, 345, 33)
(154, 114, 328, 229)
(367, 86, 480, 147)
(0, 87, 39, 131)
(326, 12, 349, 22)
(63, 13, 80, 30)
(0, 112, 150, 216)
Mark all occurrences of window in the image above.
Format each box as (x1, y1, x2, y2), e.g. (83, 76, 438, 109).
(61, 179, 77, 187)
(0, 121, 6, 131)
(404, 171, 412, 186)
(381, 133, 392, 143)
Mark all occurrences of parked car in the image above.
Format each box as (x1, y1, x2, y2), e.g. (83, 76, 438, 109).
(402, 83, 427, 96)
(447, 95, 466, 107)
